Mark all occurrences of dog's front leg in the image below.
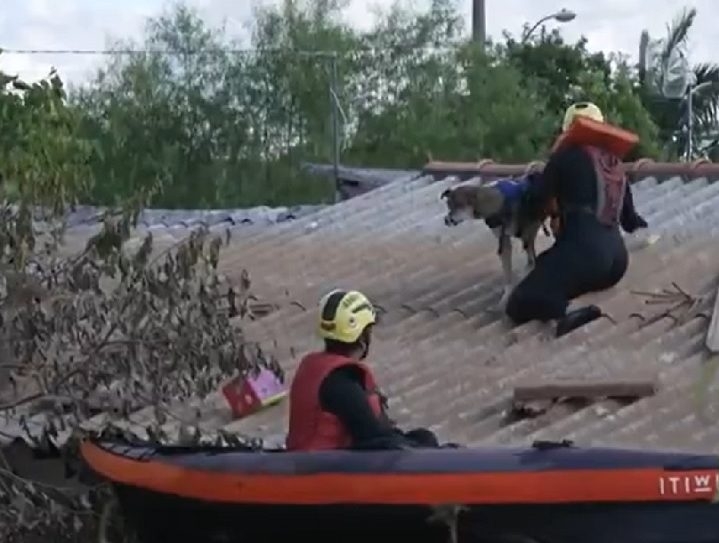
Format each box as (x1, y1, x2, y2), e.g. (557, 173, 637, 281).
(525, 238, 536, 269)
(497, 232, 514, 308)
(522, 223, 540, 270)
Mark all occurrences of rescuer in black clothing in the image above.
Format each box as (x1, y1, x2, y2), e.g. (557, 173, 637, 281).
(295, 289, 443, 451)
(505, 102, 649, 337)
(319, 366, 441, 450)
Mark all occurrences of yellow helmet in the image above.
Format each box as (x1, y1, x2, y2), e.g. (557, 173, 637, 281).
(318, 289, 376, 343)
(562, 102, 604, 132)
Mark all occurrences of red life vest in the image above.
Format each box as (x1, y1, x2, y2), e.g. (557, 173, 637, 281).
(583, 145, 627, 227)
(285, 352, 383, 451)
(548, 116, 636, 230)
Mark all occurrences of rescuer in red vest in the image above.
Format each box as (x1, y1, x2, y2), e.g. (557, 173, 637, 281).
(286, 289, 440, 451)
(505, 102, 649, 337)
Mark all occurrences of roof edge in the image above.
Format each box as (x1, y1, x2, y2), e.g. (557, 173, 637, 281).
(423, 159, 719, 181)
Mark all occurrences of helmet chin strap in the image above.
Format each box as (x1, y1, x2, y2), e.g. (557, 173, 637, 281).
(358, 335, 370, 360)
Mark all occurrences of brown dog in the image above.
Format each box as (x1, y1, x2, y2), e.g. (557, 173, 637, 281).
(441, 179, 550, 307)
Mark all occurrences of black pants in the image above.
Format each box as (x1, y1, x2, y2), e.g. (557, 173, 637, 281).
(505, 214, 628, 324)
(403, 428, 440, 447)
(353, 428, 445, 450)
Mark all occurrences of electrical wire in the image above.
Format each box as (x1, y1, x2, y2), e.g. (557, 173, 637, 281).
(0, 47, 334, 57)
(0, 43, 465, 57)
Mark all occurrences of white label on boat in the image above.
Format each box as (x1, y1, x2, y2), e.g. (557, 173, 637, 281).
(658, 472, 719, 497)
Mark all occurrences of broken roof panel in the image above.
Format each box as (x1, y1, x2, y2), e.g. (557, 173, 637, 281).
(4, 162, 719, 454)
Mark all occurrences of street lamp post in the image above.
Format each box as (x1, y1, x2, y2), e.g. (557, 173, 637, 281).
(472, 0, 486, 48)
(521, 9, 576, 43)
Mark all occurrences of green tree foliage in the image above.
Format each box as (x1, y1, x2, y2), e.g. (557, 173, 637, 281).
(503, 29, 660, 159)
(0, 56, 268, 543)
(75, 1, 358, 208)
(639, 7, 719, 158)
(0, 70, 93, 219)
(70, 0, 669, 210)
(504, 28, 611, 117)
(241, 0, 359, 204)
(343, 3, 553, 164)
(74, 5, 239, 208)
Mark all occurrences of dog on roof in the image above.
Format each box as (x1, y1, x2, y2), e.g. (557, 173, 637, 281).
(441, 173, 552, 307)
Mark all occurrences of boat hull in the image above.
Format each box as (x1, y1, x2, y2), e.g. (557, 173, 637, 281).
(115, 485, 719, 543)
(81, 440, 719, 543)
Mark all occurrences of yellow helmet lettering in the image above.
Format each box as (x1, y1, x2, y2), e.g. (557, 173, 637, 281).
(342, 292, 359, 308)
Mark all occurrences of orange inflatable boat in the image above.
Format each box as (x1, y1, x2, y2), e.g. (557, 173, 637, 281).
(81, 438, 719, 543)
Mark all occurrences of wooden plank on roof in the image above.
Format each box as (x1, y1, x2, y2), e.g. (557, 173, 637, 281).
(513, 379, 657, 403)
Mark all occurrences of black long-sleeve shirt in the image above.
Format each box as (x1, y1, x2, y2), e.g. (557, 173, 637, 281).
(318, 366, 410, 449)
(536, 145, 647, 233)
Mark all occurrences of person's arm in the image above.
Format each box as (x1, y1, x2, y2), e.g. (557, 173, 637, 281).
(620, 182, 648, 233)
(319, 366, 408, 449)
(531, 159, 558, 207)
(527, 145, 580, 217)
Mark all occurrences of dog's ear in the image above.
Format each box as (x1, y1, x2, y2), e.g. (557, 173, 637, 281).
(440, 189, 451, 200)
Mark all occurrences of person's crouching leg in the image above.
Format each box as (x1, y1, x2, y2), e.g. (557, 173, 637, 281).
(505, 270, 568, 324)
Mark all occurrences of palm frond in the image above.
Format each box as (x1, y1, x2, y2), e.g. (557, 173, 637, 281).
(690, 64, 719, 128)
(693, 63, 719, 85)
(662, 7, 696, 64)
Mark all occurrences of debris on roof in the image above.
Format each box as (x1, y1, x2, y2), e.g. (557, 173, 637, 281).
(630, 282, 709, 329)
(509, 379, 658, 434)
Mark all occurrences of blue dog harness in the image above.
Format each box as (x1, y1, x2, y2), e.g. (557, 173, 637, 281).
(484, 177, 531, 229)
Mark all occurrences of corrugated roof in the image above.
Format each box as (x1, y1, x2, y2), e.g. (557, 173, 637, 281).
(4, 164, 719, 453)
(63, 203, 324, 230)
(54, 203, 325, 257)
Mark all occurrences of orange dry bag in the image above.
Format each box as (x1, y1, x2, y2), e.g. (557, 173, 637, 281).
(551, 116, 639, 159)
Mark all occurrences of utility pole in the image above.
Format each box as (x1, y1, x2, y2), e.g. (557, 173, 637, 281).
(472, 0, 486, 49)
(328, 53, 341, 202)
